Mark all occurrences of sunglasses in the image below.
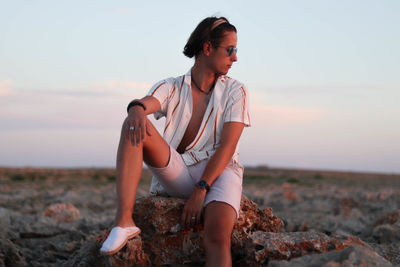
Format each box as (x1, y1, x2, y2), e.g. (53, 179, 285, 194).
(217, 46, 238, 56)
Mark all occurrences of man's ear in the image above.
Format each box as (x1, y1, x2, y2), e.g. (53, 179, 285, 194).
(203, 41, 213, 57)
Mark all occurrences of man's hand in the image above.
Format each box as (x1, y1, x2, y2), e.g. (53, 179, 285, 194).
(126, 106, 151, 146)
(181, 187, 207, 229)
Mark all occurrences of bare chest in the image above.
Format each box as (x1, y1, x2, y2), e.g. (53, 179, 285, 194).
(176, 90, 210, 154)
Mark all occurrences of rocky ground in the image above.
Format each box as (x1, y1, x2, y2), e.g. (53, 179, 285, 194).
(0, 167, 399, 266)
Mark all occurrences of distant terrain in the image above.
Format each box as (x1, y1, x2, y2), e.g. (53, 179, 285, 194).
(0, 166, 399, 266)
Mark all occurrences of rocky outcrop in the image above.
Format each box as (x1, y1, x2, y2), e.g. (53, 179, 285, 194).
(245, 231, 368, 263)
(267, 245, 392, 267)
(2, 167, 398, 266)
(92, 194, 284, 266)
(80, 194, 390, 266)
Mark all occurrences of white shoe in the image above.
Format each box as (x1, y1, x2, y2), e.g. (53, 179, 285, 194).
(100, 226, 141, 255)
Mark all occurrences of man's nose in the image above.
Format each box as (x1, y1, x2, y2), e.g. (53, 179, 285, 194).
(231, 52, 237, 62)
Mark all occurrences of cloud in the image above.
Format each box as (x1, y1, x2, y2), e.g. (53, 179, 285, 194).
(0, 80, 13, 96)
(102, 80, 152, 93)
(0, 79, 156, 131)
(114, 8, 133, 16)
(0, 80, 152, 98)
(251, 104, 324, 127)
(258, 84, 397, 97)
(85, 80, 152, 98)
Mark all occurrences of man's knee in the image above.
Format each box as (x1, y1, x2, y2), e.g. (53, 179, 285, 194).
(203, 202, 235, 246)
(204, 230, 231, 247)
(121, 117, 157, 141)
(143, 117, 157, 136)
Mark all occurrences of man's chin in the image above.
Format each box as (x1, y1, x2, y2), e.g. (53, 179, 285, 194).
(216, 70, 229, 76)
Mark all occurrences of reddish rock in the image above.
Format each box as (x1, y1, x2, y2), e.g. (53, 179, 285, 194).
(245, 231, 369, 264)
(374, 210, 400, 226)
(334, 197, 361, 216)
(92, 194, 378, 266)
(96, 194, 284, 266)
(96, 230, 150, 266)
(282, 183, 301, 202)
(42, 203, 80, 223)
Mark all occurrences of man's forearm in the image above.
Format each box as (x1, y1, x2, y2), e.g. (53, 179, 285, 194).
(128, 96, 162, 116)
(199, 146, 236, 187)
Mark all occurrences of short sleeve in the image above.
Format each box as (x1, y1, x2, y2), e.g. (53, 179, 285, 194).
(146, 79, 172, 120)
(223, 85, 251, 127)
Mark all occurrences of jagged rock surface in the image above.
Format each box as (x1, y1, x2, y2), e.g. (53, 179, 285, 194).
(1, 167, 398, 266)
(81, 195, 390, 266)
(267, 245, 393, 267)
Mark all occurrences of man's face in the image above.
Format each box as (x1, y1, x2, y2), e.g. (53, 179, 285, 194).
(208, 31, 238, 75)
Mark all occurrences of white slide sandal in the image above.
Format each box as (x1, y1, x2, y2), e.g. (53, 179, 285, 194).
(100, 226, 141, 255)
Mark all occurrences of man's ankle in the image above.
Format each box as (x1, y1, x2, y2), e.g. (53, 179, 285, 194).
(115, 215, 135, 228)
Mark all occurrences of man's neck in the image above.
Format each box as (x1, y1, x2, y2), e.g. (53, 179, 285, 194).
(191, 62, 219, 93)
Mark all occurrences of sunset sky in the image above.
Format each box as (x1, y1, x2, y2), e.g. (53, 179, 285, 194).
(1, 1, 399, 173)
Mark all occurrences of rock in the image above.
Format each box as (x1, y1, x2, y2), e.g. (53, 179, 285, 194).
(3, 167, 398, 266)
(97, 231, 150, 266)
(60, 237, 105, 267)
(42, 203, 80, 223)
(282, 183, 301, 202)
(374, 210, 400, 226)
(244, 231, 368, 264)
(267, 245, 392, 267)
(0, 239, 27, 267)
(372, 224, 400, 244)
(91, 194, 372, 266)
(94, 194, 284, 266)
(369, 242, 400, 266)
(334, 197, 361, 216)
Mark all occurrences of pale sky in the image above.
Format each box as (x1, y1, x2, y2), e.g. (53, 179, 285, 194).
(1, 1, 399, 173)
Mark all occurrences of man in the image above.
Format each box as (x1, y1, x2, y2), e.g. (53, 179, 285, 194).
(101, 16, 251, 267)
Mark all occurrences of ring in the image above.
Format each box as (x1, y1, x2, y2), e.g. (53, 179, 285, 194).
(129, 126, 135, 131)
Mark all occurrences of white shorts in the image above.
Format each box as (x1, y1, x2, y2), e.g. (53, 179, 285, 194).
(146, 146, 243, 220)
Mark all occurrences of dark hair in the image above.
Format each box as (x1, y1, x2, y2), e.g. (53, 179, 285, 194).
(183, 16, 237, 58)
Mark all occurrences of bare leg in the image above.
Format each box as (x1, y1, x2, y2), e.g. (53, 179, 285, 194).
(114, 117, 170, 227)
(203, 201, 237, 267)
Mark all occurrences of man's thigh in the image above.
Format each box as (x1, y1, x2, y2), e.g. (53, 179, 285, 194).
(147, 146, 196, 198)
(202, 166, 242, 220)
(141, 117, 171, 168)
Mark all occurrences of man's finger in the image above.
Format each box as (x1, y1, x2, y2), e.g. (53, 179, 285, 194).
(181, 213, 185, 227)
(141, 121, 146, 142)
(186, 212, 194, 228)
(130, 122, 137, 146)
(125, 123, 130, 141)
(135, 125, 141, 146)
(133, 125, 137, 146)
(146, 123, 152, 136)
(181, 212, 188, 228)
(193, 214, 198, 226)
(129, 125, 134, 145)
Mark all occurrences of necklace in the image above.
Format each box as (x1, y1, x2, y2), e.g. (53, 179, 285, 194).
(191, 77, 214, 104)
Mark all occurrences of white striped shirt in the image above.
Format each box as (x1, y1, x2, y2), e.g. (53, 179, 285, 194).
(146, 68, 251, 195)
